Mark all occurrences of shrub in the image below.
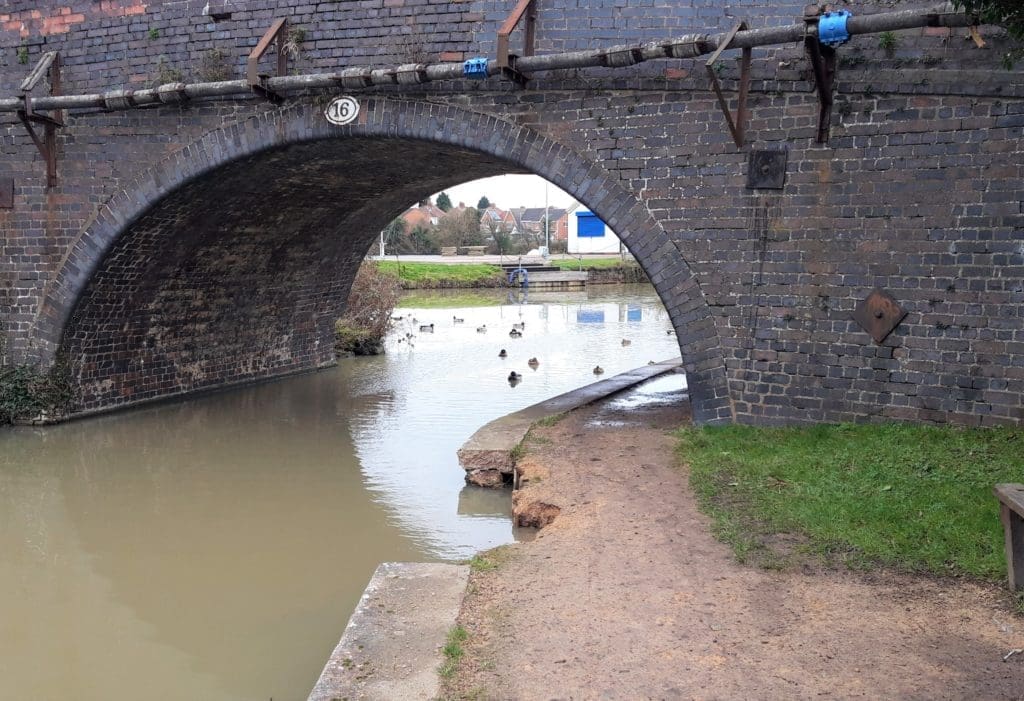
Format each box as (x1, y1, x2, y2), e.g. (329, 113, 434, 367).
(335, 261, 401, 356)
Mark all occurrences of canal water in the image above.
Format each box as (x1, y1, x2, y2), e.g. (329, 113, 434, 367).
(0, 284, 684, 701)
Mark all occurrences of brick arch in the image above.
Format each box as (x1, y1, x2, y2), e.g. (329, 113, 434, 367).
(35, 99, 732, 423)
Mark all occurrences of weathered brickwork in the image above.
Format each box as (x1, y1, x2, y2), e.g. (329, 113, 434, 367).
(1, 0, 1022, 425)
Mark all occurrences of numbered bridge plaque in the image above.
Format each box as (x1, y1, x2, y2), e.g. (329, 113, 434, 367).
(324, 96, 360, 125)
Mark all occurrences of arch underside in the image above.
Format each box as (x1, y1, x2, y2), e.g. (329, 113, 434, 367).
(52, 101, 733, 423)
(62, 138, 522, 411)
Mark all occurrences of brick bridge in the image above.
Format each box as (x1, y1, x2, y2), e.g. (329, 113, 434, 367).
(1, 0, 1022, 426)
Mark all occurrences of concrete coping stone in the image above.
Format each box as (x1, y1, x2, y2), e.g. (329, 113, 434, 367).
(308, 562, 470, 701)
(457, 357, 683, 481)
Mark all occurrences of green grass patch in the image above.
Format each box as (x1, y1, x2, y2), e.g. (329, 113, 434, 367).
(438, 625, 469, 679)
(397, 291, 505, 309)
(678, 423, 1023, 579)
(377, 261, 504, 288)
(467, 554, 498, 573)
(534, 412, 567, 428)
(509, 442, 525, 462)
(550, 257, 628, 270)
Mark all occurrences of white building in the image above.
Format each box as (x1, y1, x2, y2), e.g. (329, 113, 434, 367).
(567, 209, 621, 254)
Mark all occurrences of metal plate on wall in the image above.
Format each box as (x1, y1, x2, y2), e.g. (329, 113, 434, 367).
(746, 149, 788, 189)
(853, 288, 907, 344)
(0, 178, 12, 209)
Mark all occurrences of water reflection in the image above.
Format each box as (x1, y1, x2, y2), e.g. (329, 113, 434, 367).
(0, 283, 682, 701)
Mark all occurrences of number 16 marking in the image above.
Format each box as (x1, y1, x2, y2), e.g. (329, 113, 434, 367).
(325, 96, 360, 125)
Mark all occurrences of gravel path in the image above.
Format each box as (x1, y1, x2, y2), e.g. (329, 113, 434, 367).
(444, 387, 1023, 700)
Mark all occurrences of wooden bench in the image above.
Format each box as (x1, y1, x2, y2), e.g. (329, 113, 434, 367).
(440, 246, 458, 256)
(995, 483, 1024, 591)
(462, 245, 487, 256)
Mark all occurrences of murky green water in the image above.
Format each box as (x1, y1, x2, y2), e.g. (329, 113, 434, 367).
(0, 284, 683, 701)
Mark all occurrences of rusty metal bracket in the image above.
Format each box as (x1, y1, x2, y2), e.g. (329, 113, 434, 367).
(803, 7, 837, 144)
(853, 289, 907, 344)
(705, 21, 751, 149)
(17, 51, 63, 188)
(248, 18, 289, 103)
(496, 0, 536, 86)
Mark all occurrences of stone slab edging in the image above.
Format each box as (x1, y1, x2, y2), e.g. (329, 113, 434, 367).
(308, 562, 470, 701)
(458, 357, 683, 486)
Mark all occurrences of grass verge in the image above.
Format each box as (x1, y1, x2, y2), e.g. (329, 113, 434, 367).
(377, 261, 504, 288)
(677, 422, 1023, 579)
(549, 257, 627, 270)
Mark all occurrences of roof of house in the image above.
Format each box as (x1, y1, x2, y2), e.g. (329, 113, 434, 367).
(518, 207, 566, 223)
(480, 206, 517, 229)
(400, 203, 445, 229)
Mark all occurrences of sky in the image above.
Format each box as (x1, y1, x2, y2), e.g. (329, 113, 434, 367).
(431, 174, 577, 211)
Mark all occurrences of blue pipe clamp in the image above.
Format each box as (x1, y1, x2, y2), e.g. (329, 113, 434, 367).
(463, 57, 489, 79)
(818, 9, 852, 48)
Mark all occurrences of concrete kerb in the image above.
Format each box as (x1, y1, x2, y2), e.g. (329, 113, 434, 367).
(308, 562, 470, 701)
(457, 358, 684, 486)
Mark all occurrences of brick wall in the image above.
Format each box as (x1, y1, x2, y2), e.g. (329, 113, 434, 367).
(1, 0, 1022, 425)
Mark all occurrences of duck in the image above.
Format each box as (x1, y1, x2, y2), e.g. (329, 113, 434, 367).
(508, 371, 522, 382)
(419, 323, 434, 332)
(666, 329, 675, 335)
(453, 316, 464, 323)
(593, 365, 604, 375)
(621, 339, 631, 346)
(476, 325, 487, 333)
(391, 315, 404, 321)
(404, 332, 414, 339)
(509, 328, 522, 338)
(527, 357, 539, 368)
(499, 349, 508, 358)
(512, 321, 525, 330)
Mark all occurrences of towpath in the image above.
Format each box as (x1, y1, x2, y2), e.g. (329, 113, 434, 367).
(444, 383, 1023, 699)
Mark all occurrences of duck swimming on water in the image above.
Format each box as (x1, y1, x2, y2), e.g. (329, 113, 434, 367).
(477, 325, 487, 333)
(419, 323, 434, 332)
(509, 328, 522, 338)
(499, 349, 508, 358)
(527, 357, 539, 368)
(593, 365, 604, 375)
(508, 371, 522, 382)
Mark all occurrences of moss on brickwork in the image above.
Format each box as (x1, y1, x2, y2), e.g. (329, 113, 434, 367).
(0, 361, 73, 425)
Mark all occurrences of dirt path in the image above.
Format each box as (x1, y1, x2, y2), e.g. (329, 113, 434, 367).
(445, 387, 1024, 700)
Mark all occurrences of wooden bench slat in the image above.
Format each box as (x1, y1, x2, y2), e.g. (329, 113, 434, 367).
(994, 483, 1024, 516)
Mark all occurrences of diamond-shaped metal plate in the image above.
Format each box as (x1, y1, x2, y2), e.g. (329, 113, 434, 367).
(0, 178, 12, 209)
(746, 149, 788, 189)
(853, 289, 907, 344)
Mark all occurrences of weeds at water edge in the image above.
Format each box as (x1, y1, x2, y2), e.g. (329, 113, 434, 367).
(438, 626, 468, 678)
(468, 555, 498, 573)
